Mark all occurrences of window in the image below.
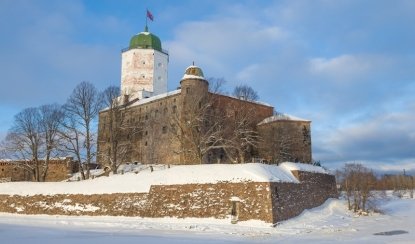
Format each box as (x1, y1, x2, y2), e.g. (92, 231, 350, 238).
(172, 105, 177, 114)
(186, 87, 190, 94)
(145, 141, 148, 146)
(162, 126, 167, 134)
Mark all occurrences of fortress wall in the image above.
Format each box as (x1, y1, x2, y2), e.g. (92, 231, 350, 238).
(0, 172, 336, 225)
(0, 182, 273, 223)
(270, 171, 338, 222)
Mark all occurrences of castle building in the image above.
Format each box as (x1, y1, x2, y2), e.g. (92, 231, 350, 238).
(97, 26, 312, 166)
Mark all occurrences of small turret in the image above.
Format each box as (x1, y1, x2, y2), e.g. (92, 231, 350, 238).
(180, 64, 209, 95)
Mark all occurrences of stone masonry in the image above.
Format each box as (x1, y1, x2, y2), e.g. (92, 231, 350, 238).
(0, 170, 337, 224)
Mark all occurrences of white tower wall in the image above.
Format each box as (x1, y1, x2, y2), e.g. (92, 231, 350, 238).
(121, 48, 168, 100)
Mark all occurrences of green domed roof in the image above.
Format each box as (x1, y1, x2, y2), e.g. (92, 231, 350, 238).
(129, 26, 162, 52)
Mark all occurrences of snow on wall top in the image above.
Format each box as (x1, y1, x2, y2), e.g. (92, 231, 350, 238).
(0, 163, 328, 196)
(279, 162, 329, 174)
(258, 113, 310, 125)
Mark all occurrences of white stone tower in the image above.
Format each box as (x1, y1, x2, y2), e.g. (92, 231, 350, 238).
(120, 26, 168, 100)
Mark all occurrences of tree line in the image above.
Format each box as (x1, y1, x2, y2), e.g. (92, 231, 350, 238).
(0, 81, 117, 181)
(336, 163, 414, 213)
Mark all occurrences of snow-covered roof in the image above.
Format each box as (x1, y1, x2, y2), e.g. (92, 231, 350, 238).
(127, 89, 181, 108)
(0, 163, 329, 196)
(258, 113, 310, 125)
(216, 93, 272, 107)
(100, 90, 182, 112)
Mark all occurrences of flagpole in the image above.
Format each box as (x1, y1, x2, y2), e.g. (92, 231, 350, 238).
(145, 9, 148, 29)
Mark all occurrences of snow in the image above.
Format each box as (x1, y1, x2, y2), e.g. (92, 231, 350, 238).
(258, 113, 310, 125)
(280, 162, 330, 174)
(0, 163, 314, 196)
(100, 90, 181, 112)
(230, 196, 241, 202)
(0, 196, 414, 243)
(182, 74, 206, 79)
(128, 89, 181, 107)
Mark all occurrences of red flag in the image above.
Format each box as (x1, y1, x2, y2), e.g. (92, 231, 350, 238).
(147, 10, 154, 21)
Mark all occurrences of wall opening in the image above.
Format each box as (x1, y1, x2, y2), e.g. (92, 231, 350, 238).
(230, 196, 240, 224)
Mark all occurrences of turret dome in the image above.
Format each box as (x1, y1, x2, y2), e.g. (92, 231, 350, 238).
(129, 26, 162, 52)
(182, 65, 205, 80)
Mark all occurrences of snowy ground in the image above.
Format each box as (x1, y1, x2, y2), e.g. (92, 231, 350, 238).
(1, 196, 414, 244)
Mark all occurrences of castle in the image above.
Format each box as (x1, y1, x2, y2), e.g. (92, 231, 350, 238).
(0, 24, 337, 225)
(97, 26, 312, 166)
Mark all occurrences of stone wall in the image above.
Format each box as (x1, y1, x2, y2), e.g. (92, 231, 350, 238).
(258, 120, 312, 164)
(0, 162, 32, 181)
(0, 158, 78, 182)
(0, 172, 337, 224)
(97, 86, 276, 166)
(97, 93, 182, 166)
(270, 171, 338, 222)
(0, 182, 273, 222)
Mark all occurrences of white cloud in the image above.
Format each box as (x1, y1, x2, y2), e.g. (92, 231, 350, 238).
(308, 54, 391, 83)
(236, 64, 260, 82)
(164, 17, 290, 82)
(315, 103, 415, 167)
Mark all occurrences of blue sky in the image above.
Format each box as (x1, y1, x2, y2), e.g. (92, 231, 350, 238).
(1, 0, 414, 172)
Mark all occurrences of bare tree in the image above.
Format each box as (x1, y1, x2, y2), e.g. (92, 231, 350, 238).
(4, 108, 42, 181)
(3, 105, 64, 181)
(207, 77, 227, 94)
(5, 108, 43, 181)
(259, 125, 295, 164)
(100, 86, 122, 173)
(64, 81, 101, 178)
(38, 104, 64, 181)
(233, 84, 259, 101)
(58, 113, 86, 180)
(338, 163, 376, 212)
(221, 103, 260, 163)
(170, 94, 225, 164)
